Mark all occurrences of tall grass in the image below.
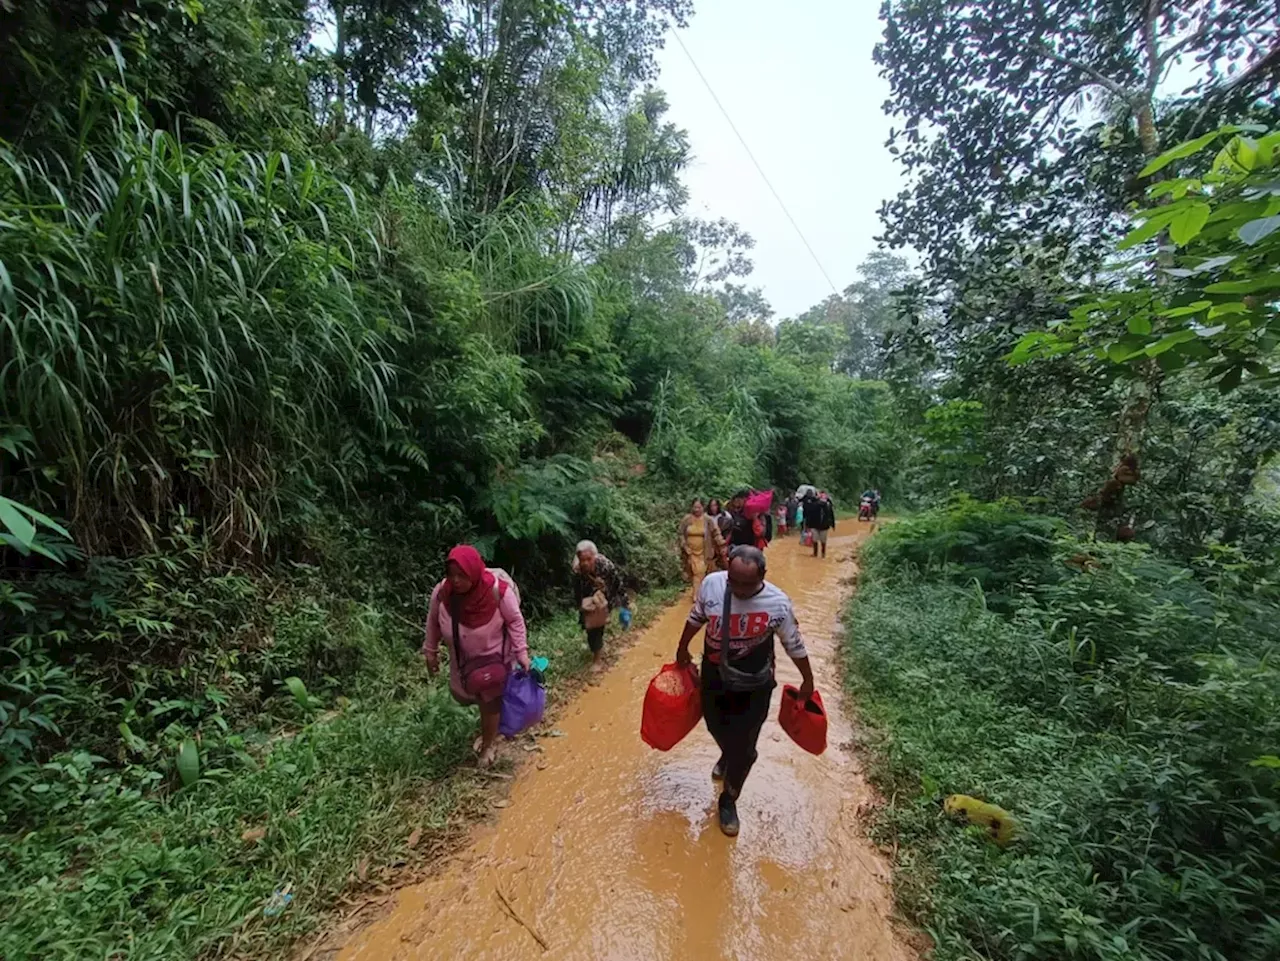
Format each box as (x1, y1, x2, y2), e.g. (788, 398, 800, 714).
(2, 82, 397, 555)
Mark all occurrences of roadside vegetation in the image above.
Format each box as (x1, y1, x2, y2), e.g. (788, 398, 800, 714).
(0, 2, 901, 957)
(2, 1, 1277, 959)
(841, 4, 1279, 957)
(845, 504, 1278, 960)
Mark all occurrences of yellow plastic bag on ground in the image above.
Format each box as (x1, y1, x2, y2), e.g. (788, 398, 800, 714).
(944, 794, 1019, 846)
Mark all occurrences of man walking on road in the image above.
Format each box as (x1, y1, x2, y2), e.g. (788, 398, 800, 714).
(674, 546, 815, 837)
(723, 488, 755, 548)
(802, 490, 836, 558)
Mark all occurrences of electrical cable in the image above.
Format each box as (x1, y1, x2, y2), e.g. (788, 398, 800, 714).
(671, 29, 841, 296)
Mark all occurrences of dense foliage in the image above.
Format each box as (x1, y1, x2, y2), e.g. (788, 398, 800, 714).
(846, 503, 1279, 961)
(837, 4, 1280, 960)
(0, 1, 902, 956)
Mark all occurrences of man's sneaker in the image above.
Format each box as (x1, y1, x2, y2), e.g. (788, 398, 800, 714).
(717, 791, 740, 837)
(711, 756, 725, 781)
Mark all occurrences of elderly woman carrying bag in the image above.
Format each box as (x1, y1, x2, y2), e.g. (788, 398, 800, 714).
(572, 540, 628, 671)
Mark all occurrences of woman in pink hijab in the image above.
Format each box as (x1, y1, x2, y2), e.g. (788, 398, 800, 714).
(423, 546, 529, 767)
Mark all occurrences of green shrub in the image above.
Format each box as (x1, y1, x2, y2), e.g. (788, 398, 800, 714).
(863, 496, 1063, 607)
(845, 528, 1280, 961)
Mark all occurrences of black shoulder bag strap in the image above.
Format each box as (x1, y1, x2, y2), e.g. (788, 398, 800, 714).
(718, 575, 734, 688)
(718, 569, 774, 691)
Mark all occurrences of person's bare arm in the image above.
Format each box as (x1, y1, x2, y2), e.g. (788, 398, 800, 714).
(790, 654, 815, 700)
(423, 584, 443, 675)
(778, 601, 814, 699)
(675, 618, 702, 666)
(675, 577, 711, 666)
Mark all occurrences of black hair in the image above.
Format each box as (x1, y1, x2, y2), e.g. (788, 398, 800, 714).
(728, 544, 766, 577)
(732, 488, 750, 500)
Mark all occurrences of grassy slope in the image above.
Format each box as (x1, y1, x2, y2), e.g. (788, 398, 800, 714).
(842, 579, 1117, 960)
(2, 587, 682, 961)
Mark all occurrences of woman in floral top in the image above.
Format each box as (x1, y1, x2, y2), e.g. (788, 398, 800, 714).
(572, 539, 628, 670)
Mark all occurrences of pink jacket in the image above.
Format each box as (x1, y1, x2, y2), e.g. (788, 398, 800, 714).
(423, 581, 528, 696)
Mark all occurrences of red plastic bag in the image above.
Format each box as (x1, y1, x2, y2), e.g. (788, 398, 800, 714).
(744, 489, 774, 519)
(641, 663, 702, 751)
(778, 685, 828, 755)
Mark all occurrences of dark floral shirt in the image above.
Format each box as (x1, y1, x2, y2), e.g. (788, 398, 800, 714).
(574, 553, 627, 612)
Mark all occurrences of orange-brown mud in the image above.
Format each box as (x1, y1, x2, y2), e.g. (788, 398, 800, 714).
(334, 529, 917, 961)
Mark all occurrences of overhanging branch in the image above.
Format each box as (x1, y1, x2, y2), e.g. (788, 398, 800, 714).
(1011, 37, 1135, 104)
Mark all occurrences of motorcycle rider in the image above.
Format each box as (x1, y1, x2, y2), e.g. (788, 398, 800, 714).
(860, 488, 881, 520)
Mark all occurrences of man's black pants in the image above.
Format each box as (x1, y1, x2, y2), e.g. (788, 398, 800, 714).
(700, 664, 774, 797)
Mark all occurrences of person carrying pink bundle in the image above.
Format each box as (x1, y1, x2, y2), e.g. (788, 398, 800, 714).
(423, 545, 529, 768)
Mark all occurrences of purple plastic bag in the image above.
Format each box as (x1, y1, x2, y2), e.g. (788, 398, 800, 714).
(499, 669, 546, 737)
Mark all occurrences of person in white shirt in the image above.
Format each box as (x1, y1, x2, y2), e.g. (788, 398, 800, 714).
(674, 545, 815, 836)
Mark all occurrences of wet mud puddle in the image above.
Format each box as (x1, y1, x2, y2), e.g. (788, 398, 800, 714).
(335, 531, 917, 961)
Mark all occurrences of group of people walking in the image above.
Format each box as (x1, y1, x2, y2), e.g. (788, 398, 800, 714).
(680, 487, 839, 577)
(423, 483, 873, 833)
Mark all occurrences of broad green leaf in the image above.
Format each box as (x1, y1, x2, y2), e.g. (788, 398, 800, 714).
(1239, 215, 1280, 245)
(1126, 315, 1152, 335)
(0, 497, 36, 549)
(1145, 330, 1198, 356)
(1007, 331, 1073, 365)
(1234, 137, 1258, 171)
(177, 740, 200, 786)
(1249, 755, 1280, 769)
(14, 500, 70, 539)
(1164, 301, 1212, 318)
(1118, 209, 1178, 250)
(1139, 130, 1232, 178)
(1258, 132, 1280, 167)
(283, 676, 311, 709)
(1107, 341, 1143, 363)
(0, 532, 30, 556)
(1204, 272, 1280, 294)
(1169, 202, 1210, 246)
(1207, 200, 1270, 225)
(1148, 178, 1200, 200)
(1156, 349, 1191, 372)
(1208, 302, 1248, 319)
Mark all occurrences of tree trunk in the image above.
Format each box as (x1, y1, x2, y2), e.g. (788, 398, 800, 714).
(334, 0, 347, 118)
(1135, 103, 1159, 158)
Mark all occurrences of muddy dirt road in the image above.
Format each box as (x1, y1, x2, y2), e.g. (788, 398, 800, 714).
(335, 530, 916, 961)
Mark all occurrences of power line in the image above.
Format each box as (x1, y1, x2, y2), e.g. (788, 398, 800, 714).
(671, 29, 840, 297)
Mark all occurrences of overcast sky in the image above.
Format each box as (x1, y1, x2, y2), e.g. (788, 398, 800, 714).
(654, 0, 901, 319)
